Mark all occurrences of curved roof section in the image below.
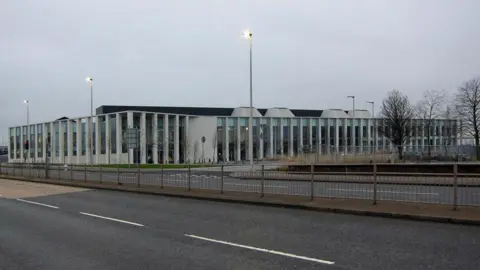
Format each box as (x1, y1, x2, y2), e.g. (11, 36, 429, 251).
(264, 108, 295, 118)
(346, 110, 371, 118)
(230, 107, 263, 117)
(320, 109, 349, 118)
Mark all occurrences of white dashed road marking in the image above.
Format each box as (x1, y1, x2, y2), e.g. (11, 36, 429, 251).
(80, 212, 144, 227)
(327, 188, 439, 196)
(185, 234, 335, 265)
(16, 198, 60, 209)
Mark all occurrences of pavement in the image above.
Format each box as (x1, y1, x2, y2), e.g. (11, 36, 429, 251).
(3, 166, 479, 206)
(1, 179, 479, 270)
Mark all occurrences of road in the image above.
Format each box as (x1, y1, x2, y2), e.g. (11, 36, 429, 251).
(0, 179, 479, 269)
(4, 166, 480, 206)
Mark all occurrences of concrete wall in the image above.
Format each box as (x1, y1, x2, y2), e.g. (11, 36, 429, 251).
(187, 116, 218, 163)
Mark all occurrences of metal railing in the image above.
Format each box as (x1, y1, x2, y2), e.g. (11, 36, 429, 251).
(0, 162, 479, 209)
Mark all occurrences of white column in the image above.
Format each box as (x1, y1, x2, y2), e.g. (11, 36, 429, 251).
(268, 118, 274, 157)
(85, 118, 91, 164)
(50, 123, 55, 163)
(279, 118, 284, 156)
(325, 119, 331, 155)
(20, 126, 24, 162)
(257, 119, 263, 160)
(288, 118, 294, 156)
(163, 114, 169, 164)
(223, 117, 228, 162)
(105, 115, 111, 164)
(42, 123, 47, 163)
(184, 116, 190, 163)
(34, 125, 38, 162)
(7, 128, 12, 162)
(317, 118, 322, 155)
(59, 121, 65, 164)
(174, 115, 180, 164)
(76, 119, 82, 164)
(140, 112, 147, 164)
(343, 118, 348, 153)
(334, 119, 340, 153)
(350, 118, 355, 154)
(127, 112, 134, 163)
(298, 119, 303, 154)
(308, 119, 313, 148)
(359, 119, 363, 154)
(116, 113, 122, 164)
(67, 120, 73, 164)
(235, 119, 241, 161)
(95, 116, 101, 164)
(152, 114, 158, 164)
(13, 127, 17, 162)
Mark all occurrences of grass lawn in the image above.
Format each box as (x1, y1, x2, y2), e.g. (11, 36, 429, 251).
(93, 164, 217, 169)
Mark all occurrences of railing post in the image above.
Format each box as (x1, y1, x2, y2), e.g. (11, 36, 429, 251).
(220, 164, 224, 194)
(84, 163, 87, 183)
(116, 163, 120, 185)
(136, 165, 140, 187)
(261, 165, 265, 197)
(70, 164, 73, 181)
(160, 163, 164, 188)
(453, 163, 458, 211)
(310, 164, 314, 201)
(100, 164, 103, 184)
(373, 163, 377, 205)
(188, 163, 191, 191)
(29, 163, 32, 178)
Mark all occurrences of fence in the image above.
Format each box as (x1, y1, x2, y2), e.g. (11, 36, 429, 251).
(0, 162, 479, 209)
(280, 145, 478, 164)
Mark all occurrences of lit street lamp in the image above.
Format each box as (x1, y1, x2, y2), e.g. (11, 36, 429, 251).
(347, 95, 355, 154)
(86, 76, 93, 164)
(242, 29, 253, 165)
(23, 100, 29, 163)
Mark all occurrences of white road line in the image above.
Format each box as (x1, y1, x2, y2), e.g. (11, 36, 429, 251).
(16, 198, 60, 209)
(79, 212, 144, 227)
(185, 234, 335, 265)
(227, 183, 289, 188)
(327, 188, 439, 196)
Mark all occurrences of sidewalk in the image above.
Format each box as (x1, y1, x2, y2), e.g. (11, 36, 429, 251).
(1, 174, 479, 225)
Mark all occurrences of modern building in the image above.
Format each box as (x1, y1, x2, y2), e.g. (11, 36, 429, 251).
(7, 105, 459, 164)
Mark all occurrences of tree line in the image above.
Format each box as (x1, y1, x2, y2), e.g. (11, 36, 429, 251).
(379, 76, 480, 159)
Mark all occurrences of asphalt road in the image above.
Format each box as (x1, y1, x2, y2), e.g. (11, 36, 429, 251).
(1, 180, 479, 270)
(4, 166, 480, 206)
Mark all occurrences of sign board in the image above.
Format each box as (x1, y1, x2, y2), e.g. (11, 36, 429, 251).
(124, 128, 139, 149)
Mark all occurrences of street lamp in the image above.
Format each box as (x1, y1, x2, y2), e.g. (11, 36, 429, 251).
(366, 101, 375, 155)
(23, 100, 29, 163)
(86, 76, 93, 164)
(242, 29, 254, 165)
(347, 96, 355, 154)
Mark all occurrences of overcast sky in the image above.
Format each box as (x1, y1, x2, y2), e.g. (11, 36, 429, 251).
(1, 0, 480, 143)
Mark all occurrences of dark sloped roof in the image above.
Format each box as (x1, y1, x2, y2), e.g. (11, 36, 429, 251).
(96, 105, 325, 117)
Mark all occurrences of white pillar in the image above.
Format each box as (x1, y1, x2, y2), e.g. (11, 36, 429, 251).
(308, 119, 313, 149)
(350, 118, 355, 154)
(105, 115, 111, 164)
(257, 119, 263, 160)
(127, 112, 134, 164)
(268, 118, 274, 157)
(288, 118, 294, 156)
(343, 118, 348, 154)
(140, 112, 147, 164)
(326, 119, 331, 155)
(34, 125, 38, 162)
(13, 127, 17, 162)
(20, 126, 24, 162)
(236, 119, 241, 162)
(298, 119, 303, 154)
(85, 118, 91, 164)
(359, 119, 363, 154)
(42, 123, 47, 163)
(334, 119, 340, 153)
(163, 114, 169, 164)
(279, 118, 284, 156)
(174, 115, 180, 164)
(116, 113, 122, 164)
(184, 116, 190, 163)
(95, 116, 101, 165)
(59, 121, 65, 164)
(152, 114, 158, 164)
(317, 118, 322, 155)
(76, 119, 82, 164)
(8, 128, 12, 162)
(50, 123, 56, 163)
(67, 120, 73, 164)
(223, 117, 228, 162)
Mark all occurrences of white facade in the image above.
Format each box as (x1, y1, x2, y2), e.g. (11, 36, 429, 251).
(7, 107, 460, 164)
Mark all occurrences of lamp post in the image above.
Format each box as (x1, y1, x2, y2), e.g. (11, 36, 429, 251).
(23, 100, 29, 164)
(347, 96, 355, 154)
(366, 101, 375, 155)
(86, 76, 93, 164)
(242, 29, 254, 165)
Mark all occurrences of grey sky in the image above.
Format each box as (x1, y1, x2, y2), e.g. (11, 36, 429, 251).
(2, 0, 480, 143)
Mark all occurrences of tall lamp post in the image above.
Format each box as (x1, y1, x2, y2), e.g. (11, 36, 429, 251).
(86, 76, 93, 164)
(347, 96, 355, 154)
(366, 101, 375, 156)
(23, 100, 29, 163)
(242, 29, 254, 165)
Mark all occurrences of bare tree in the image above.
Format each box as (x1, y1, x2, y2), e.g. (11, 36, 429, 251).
(379, 89, 414, 160)
(455, 76, 480, 158)
(415, 89, 447, 156)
